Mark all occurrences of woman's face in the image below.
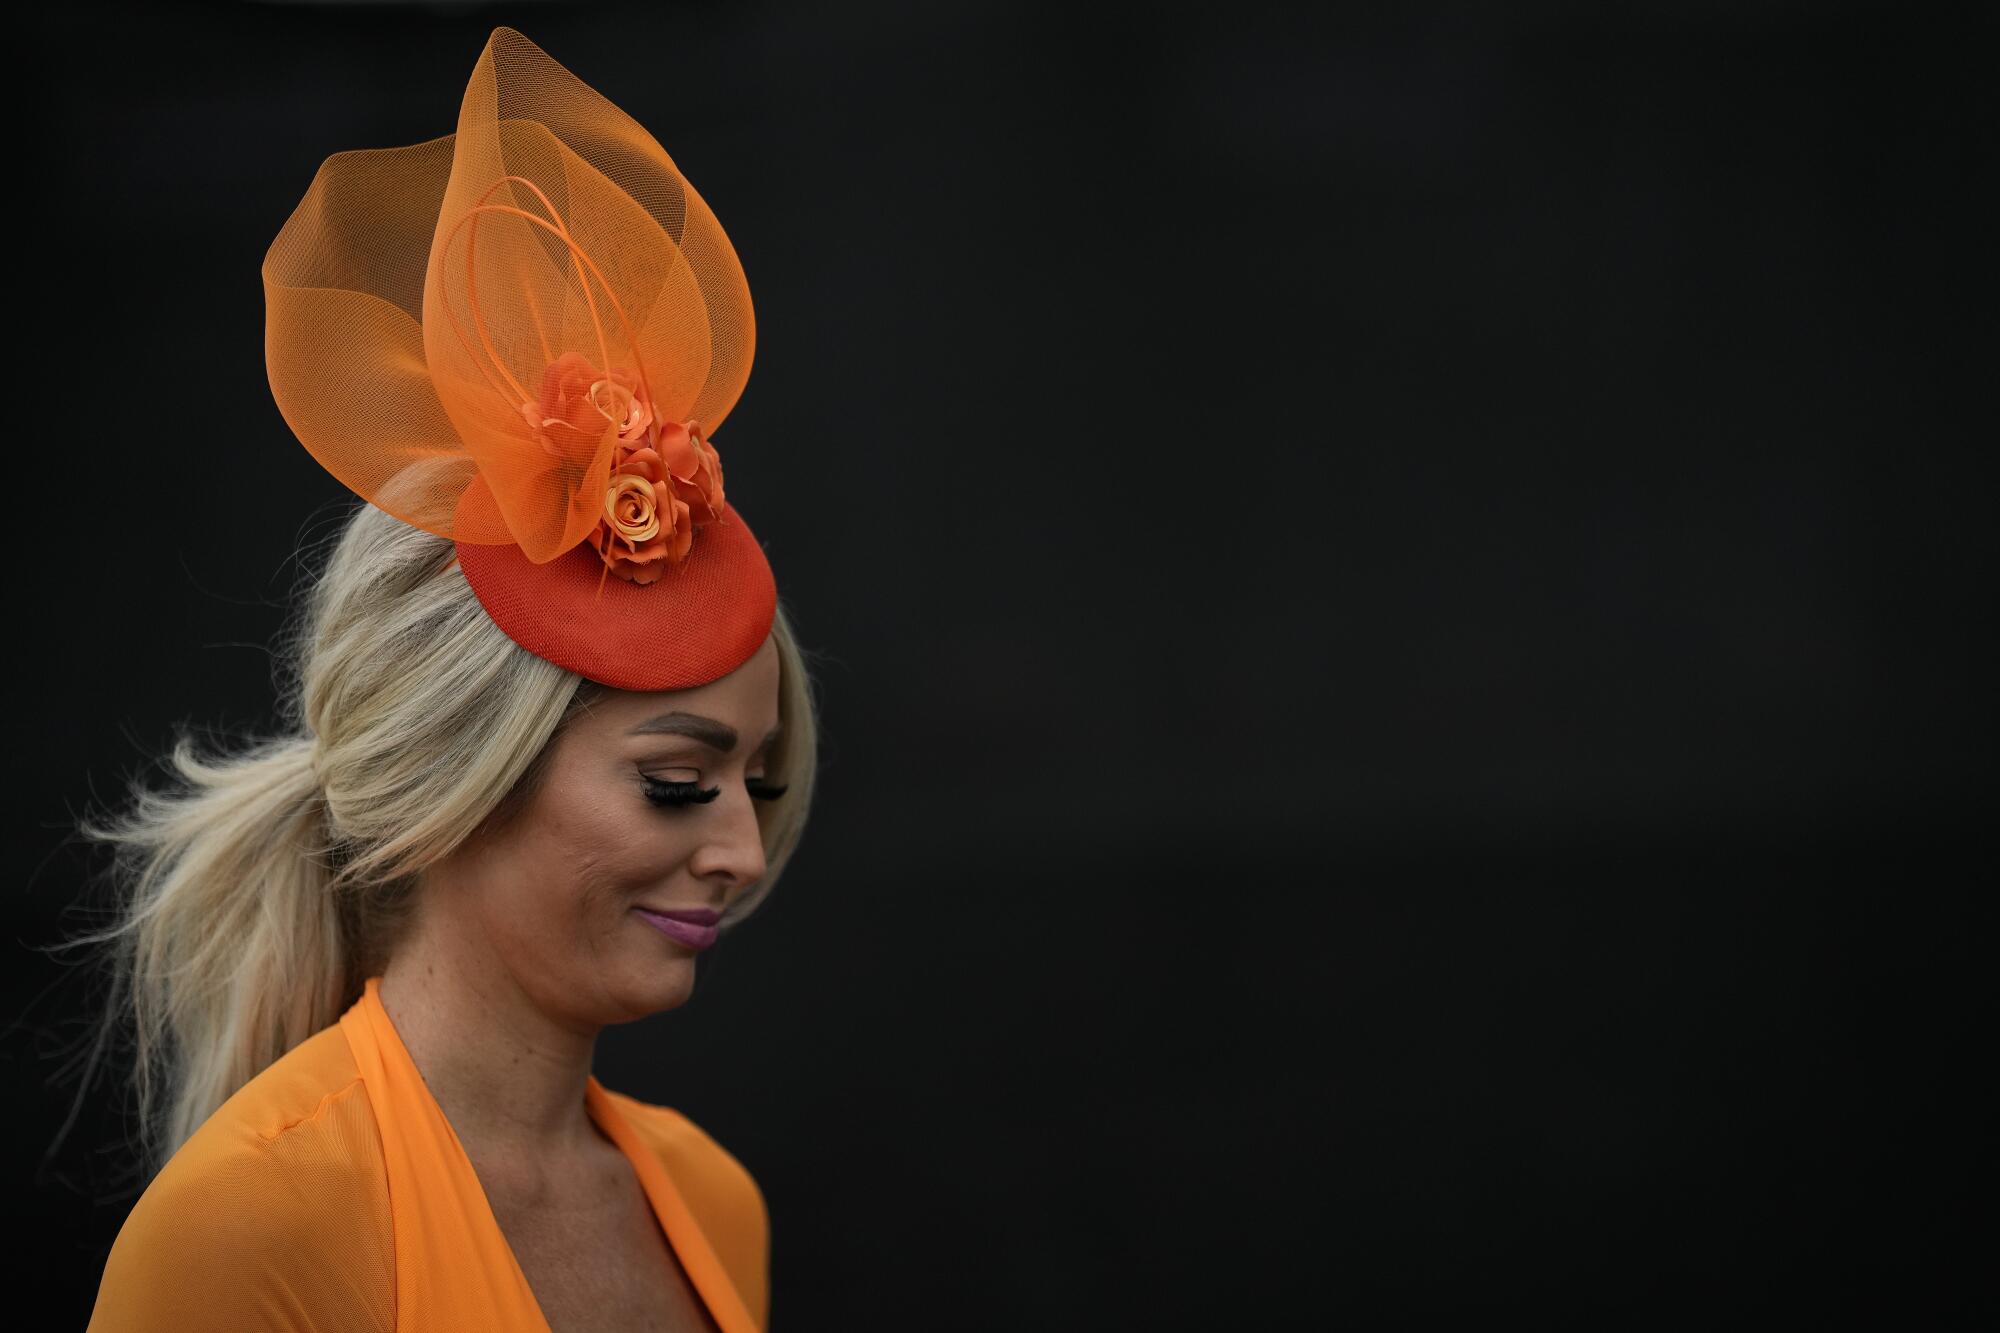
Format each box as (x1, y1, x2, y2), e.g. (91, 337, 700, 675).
(436, 630, 784, 1026)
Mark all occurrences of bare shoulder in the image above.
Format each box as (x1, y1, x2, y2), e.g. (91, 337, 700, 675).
(88, 1026, 395, 1331)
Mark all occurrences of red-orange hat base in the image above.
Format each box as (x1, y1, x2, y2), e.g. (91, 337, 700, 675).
(454, 498, 777, 693)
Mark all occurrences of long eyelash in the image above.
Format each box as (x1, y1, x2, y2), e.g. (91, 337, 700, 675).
(642, 778, 721, 807)
(642, 777, 789, 807)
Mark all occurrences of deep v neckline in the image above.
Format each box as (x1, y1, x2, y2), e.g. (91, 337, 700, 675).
(340, 976, 760, 1333)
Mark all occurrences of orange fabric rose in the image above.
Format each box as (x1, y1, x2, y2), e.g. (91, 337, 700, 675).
(512, 353, 726, 586)
(520, 351, 653, 466)
(587, 444, 693, 585)
(654, 418, 726, 523)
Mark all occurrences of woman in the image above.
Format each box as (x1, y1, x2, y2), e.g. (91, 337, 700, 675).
(79, 26, 813, 1332)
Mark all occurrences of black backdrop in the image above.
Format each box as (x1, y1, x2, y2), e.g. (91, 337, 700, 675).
(10, 1, 1984, 1326)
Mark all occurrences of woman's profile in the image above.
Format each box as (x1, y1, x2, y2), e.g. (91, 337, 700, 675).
(73, 26, 813, 1332)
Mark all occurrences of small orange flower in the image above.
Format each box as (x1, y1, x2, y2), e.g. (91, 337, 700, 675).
(518, 353, 726, 585)
(520, 351, 652, 465)
(655, 418, 726, 523)
(588, 444, 692, 585)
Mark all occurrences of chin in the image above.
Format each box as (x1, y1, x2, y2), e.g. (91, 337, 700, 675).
(603, 909, 709, 1016)
(611, 953, 699, 1017)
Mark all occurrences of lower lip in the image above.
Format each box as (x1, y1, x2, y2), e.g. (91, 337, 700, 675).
(633, 908, 718, 951)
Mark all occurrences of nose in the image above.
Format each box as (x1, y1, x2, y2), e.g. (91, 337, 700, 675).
(690, 783, 768, 899)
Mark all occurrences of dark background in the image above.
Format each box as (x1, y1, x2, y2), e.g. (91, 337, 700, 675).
(9, 0, 1986, 1326)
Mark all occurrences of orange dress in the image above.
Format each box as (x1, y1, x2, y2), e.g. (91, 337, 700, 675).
(87, 976, 769, 1331)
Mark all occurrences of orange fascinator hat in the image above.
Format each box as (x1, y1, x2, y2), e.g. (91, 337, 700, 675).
(263, 26, 776, 691)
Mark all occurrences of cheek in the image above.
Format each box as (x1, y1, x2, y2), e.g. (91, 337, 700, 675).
(507, 788, 698, 929)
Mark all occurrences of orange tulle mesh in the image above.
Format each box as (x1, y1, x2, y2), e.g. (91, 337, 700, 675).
(263, 25, 755, 566)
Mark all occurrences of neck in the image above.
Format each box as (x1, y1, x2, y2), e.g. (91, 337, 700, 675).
(376, 940, 607, 1168)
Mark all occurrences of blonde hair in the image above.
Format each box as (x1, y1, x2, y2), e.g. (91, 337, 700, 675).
(56, 501, 818, 1178)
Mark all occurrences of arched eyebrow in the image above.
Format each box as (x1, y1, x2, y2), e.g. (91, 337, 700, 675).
(627, 711, 782, 754)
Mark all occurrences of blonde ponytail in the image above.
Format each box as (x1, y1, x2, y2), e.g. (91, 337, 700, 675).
(76, 733, 345, 1170)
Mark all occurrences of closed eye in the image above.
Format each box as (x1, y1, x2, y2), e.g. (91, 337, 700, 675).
(643, 776, 788, 808)
(642, 779, 719, 808)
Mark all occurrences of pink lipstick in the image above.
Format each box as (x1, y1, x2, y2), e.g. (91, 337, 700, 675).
(633, 906, 719, 951)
